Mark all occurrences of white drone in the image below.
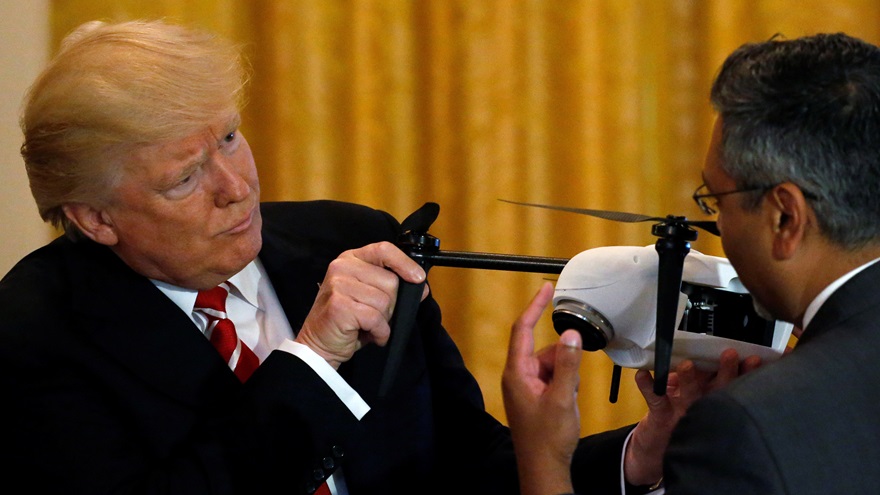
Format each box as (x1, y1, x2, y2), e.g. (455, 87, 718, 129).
(553, 245, 792, 371)
(384, 201, 793, 402)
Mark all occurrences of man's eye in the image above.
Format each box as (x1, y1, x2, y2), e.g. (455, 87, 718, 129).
(162, 168, 201, 199)
(224, 131, 236, 143)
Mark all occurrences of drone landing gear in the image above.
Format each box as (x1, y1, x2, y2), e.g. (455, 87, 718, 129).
(651, 218, 697, 396)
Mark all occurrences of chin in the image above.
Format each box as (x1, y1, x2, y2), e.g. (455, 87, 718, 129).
(209, 218, 263, 280)
(232, 231, 263, 270)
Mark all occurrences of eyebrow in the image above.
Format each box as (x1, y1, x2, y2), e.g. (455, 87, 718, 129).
(182, 151, 208, 173)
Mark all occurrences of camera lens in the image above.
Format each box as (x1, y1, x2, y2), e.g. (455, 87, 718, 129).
(552, 300, 614, 351)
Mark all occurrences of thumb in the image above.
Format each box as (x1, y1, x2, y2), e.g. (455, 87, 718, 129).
(549, 329, 583, 397)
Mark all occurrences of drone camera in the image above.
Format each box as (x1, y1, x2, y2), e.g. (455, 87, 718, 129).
(552, 300, 614, 351)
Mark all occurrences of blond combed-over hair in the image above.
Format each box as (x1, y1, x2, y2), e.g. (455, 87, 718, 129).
(20, 19, 250, 235)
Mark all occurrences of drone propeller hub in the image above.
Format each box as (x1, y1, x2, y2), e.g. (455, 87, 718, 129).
(651, 217, 698, 242)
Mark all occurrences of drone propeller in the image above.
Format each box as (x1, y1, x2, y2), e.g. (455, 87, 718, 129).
(501, 198, 712, 397)
(498, 199, 720, 236)
(400, 202, 440, 233)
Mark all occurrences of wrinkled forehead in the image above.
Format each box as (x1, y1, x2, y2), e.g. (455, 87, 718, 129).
(138, 112, 240, 151)
(131, 131, 209, 167)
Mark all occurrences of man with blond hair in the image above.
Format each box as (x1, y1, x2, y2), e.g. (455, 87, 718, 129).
(1, 19, 712, 495)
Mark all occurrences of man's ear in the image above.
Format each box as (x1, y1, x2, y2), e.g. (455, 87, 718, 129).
(62, 203, 119, 246)
(766, 183, 810, 260)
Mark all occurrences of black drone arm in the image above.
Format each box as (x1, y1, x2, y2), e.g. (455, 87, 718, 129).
(379, 202, 567, 396)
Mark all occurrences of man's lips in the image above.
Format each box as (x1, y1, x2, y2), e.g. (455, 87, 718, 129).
(224, 205, 256, 235)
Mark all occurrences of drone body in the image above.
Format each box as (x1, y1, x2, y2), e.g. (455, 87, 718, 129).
(552, 245, 793, 372)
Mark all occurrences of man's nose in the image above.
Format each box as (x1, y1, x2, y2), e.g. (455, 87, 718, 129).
(213, 157, 250, 206)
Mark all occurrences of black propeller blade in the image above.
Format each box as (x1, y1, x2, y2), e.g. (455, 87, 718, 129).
(400, 201, 440, 234)
(498, 199, 720, 236)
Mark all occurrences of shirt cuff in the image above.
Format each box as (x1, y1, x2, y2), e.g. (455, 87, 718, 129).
(277, 340, 370, 420)
(620, 428, 665, 495)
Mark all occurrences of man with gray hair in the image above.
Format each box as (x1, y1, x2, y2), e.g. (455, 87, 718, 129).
(503, 32, 880, 495)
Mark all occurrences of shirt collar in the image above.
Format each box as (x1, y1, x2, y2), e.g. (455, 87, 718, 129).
(150, 259, 263, 315)
(227, 260, 261, 309)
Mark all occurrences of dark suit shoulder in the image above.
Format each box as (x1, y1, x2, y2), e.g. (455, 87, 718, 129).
(260, 201, 402, 249)
(0, 235, 170, 349)
(667, 315, 880, 494)
(0, 237, 76, 323)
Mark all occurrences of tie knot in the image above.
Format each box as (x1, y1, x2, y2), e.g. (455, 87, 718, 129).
(195, 282, 231, 313)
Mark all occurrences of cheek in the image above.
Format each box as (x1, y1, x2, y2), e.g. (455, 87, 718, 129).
(117, 202, 208, 245)
(238, 140, 259, 186)
(714, 211, 726, 237)
(718, 217, 744, 265)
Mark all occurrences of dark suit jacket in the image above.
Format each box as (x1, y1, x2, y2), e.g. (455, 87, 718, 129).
(0, 200, 629, 495)
(664, 260, 880, 494)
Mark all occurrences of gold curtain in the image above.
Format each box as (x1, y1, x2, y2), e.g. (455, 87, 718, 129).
(52, 0, 880, 436)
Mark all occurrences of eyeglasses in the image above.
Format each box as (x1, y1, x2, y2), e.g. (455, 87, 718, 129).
(691, 183, 776, 216)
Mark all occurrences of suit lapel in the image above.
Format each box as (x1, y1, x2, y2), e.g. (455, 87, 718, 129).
(65, 240, 237, 407)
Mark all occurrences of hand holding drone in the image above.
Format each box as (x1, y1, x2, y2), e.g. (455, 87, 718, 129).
(379, 201, 793, 402)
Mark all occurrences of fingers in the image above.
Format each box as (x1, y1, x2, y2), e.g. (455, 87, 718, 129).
(323, 241, 421, 324)
(740, 354, 763, 373)
(673, 358, 706, 396)
(332, 243, 410, 307)
(297, 241, 425, 366)
(348, 241, 425, 284)
(713, 348, 740, 386)
(507, 282, 555, 363)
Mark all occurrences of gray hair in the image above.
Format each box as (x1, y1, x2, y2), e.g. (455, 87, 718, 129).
(711, 32, 880, 248)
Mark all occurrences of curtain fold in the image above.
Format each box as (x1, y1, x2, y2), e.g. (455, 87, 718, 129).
(51, 0, 880, 435)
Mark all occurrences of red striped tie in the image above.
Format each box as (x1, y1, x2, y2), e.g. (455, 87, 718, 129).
(194, 282, 260, 382)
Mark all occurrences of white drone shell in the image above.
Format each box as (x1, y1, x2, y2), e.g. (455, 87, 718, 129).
(552, 245, 793, 371)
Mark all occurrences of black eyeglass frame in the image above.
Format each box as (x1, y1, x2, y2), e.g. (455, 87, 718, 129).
(691, 183, 778, 216)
